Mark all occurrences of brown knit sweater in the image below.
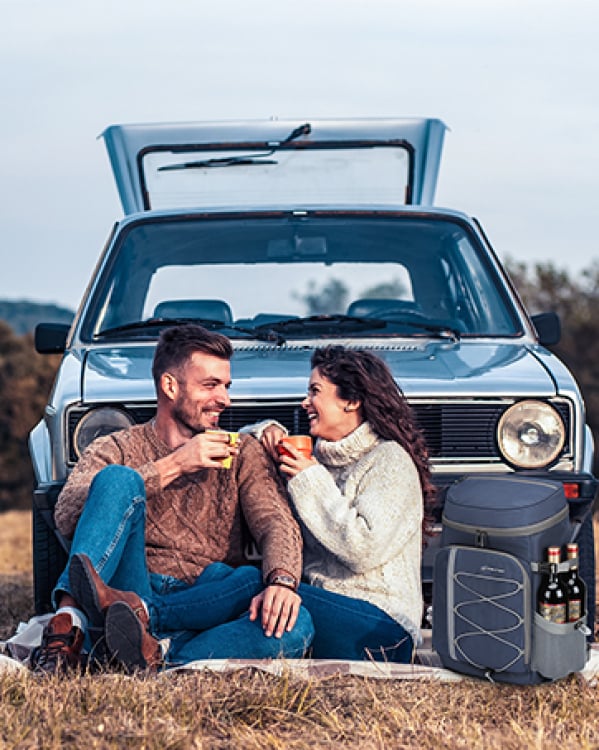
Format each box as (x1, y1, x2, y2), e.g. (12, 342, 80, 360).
(54, 422, 302, 584)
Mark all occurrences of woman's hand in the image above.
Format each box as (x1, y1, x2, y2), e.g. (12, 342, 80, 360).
(248, 586, 302, 638)
(260, 424, 287, 461)
(277, 442, 318, 477)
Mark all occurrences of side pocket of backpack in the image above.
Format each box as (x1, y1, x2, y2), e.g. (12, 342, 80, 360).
(531, 613, 589, 680)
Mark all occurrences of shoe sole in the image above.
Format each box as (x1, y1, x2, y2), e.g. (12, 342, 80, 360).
(105, 601, 148, 671)
(68, 554, 109, 661)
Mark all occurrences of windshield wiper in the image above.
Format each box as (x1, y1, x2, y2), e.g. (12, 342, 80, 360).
(159, 155, 278, 170)
(253, 314, 460, 341)
(95, 317, 237, 339)
(94, 317, 291, 345)
(158, 123, 311, 172)
(377, 317, 462, 340)
(252, 314, 388, 336)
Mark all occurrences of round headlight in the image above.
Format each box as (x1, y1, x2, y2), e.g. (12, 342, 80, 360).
(497, 400, 566, 469)
(73, 407, 135, 459)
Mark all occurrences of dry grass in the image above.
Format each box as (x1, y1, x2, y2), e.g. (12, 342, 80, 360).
(1, 511, 599, 749)
(0, 510, 33, 641)
(0, 510, 32, 574)
(1, 669, 599, 749)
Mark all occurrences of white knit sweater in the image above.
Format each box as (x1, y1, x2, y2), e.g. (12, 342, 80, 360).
(287, 422, 423, 644)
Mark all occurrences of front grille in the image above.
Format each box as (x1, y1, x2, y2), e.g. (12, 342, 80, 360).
(219, 404, 311, 434)
(67, 400, 571, 464)
(413, 403, 502, 457)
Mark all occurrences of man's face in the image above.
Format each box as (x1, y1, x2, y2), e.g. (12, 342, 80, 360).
(170, 352, 232, 435)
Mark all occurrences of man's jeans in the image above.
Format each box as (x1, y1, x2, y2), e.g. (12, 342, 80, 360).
(54, 464, 313, 663)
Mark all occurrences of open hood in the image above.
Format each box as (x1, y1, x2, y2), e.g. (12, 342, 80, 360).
(100, 118, 447, 215)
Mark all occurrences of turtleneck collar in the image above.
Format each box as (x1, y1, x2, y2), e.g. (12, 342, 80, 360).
(313, 421, 381, 467)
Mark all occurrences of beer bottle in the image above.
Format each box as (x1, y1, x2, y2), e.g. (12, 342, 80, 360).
(537, 546, 567, 624)
(563, 542, 586, 622)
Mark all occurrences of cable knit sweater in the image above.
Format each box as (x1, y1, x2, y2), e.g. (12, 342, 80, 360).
(287, 422, 423, 644)
(54, 421, 302, 585)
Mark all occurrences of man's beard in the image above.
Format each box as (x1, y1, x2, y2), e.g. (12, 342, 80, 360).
(172, 399, 217, 435)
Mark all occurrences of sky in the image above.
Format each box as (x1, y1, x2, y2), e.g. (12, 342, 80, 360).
(1, 0, 598, 310)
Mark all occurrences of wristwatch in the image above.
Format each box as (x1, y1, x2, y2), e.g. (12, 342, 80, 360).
(268, 573, 297, 591)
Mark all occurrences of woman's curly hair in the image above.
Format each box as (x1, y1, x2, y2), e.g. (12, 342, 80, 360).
(310, 345, 436, 536)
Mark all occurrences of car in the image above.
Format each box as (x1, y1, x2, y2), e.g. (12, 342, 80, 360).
(30, 118, 597, 634)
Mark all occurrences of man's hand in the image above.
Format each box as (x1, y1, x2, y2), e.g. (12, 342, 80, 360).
(155, 431, 240, 488)
(248, 585, 302, 638)
(176, 430, 239, 472)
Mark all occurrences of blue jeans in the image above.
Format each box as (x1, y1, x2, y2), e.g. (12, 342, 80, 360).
(149, 562, 313, 663)
(53, 464, 314, 662)
(297, 583, 414, 662)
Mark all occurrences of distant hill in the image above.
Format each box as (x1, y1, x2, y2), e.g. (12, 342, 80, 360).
(0, 300, 74, 335)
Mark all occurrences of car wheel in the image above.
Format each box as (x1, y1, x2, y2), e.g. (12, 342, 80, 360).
(32, 505, 67, 615)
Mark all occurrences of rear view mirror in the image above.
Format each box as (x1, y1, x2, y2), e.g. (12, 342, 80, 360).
(531, 312, 561, 347)
(267, 236, 328, 258)
(34, 322, 70, 354)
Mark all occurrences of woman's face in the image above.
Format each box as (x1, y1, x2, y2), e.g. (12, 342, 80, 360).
(301, 367, 362, 441)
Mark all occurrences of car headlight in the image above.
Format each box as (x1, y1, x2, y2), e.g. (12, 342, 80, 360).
(72, 407, 135, 459)
(497, 400, 566, 469)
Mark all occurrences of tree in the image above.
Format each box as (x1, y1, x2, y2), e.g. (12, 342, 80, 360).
(0, 322, 60, 511)
(294, 279, 350, 315)
(360, 278, 407, 299)
(294, 276, 409, 316)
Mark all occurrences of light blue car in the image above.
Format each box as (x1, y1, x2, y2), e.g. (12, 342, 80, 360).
(30, 118, 597, 631)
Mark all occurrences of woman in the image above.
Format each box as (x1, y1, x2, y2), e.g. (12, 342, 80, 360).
(250, 345, 435, 662)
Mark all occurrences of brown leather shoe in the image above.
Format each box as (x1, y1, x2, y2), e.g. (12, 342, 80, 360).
(69, 553, 160, 670)
(105, 601, 163, 672)
(69, 553, 150, 629)
(29, 613, 84, 675)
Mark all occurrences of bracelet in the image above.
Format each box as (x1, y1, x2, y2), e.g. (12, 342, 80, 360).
(268, 573, 297, 591)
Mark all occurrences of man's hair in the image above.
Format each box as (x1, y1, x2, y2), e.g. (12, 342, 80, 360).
(152, 324, 233, 387)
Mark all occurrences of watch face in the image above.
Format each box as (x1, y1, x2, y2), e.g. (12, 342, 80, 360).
(271, 574, 296, 588)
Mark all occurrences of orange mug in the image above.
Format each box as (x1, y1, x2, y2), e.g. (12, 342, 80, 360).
(277, 435, 313, 459)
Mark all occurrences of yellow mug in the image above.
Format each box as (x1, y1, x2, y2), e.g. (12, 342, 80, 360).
(207, 430, 239, 469)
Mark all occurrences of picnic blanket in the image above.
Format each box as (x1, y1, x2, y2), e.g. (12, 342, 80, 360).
(2, 615, 599, 683)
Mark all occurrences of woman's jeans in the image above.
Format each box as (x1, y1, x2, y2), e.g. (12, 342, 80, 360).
(297, 583, 414, 663)
(53, 464, 314, 663)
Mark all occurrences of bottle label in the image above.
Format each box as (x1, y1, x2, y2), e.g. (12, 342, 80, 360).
(539, 602, 566, 624)
(568, 599, 582, 622)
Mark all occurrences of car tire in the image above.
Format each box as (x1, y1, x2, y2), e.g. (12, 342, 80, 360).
(32, 505, 67, 615)
(576, 511, 596, 640)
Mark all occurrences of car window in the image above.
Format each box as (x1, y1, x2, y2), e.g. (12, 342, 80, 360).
(80, 215, 522, 341)
(142, 147, 412, 209)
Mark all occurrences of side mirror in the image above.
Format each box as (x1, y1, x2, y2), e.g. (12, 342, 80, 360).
(531, 312, 561, 347)
(34, 322, 71, 354)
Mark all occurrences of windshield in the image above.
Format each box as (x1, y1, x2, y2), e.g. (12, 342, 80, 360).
(80, 213, 522, 343)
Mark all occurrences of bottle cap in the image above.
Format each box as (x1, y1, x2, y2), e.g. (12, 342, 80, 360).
(547, 546, 561, 562)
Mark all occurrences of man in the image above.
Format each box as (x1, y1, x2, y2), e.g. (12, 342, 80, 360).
(30, 324, 313, 674)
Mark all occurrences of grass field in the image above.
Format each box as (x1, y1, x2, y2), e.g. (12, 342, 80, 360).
(1, 511, 598, 749)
